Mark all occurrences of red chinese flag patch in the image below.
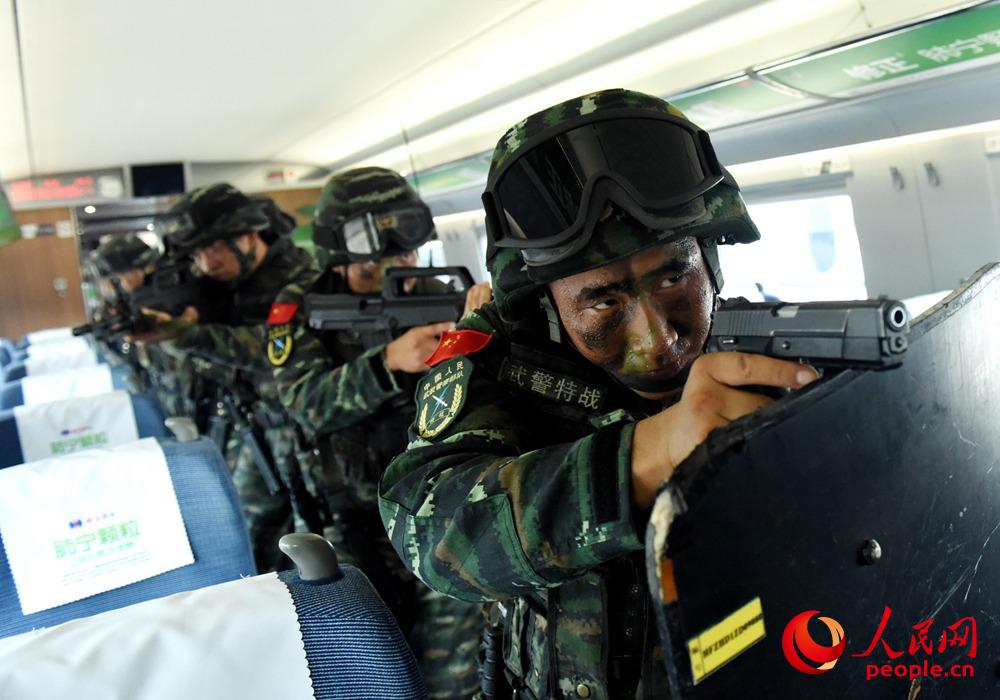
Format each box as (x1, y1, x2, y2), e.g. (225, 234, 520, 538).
(425, 329, 493, 367)
(267, 302, 298, 325)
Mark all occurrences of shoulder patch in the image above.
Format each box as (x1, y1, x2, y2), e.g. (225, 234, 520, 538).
(268, 302, 298, 325)
(425, 330, 493, 367)
(267, 324, 294, 366)
(416, 356, 473, 439)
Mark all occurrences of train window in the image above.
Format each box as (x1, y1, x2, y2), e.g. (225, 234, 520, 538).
(718, 193, 868, 302)
(416, 239, 445, 267)
(433, 210, 491, 282)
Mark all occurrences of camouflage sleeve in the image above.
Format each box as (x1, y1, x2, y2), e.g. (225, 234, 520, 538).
(273, 319, 406, 436)
(379, 319, 643, 603)
(168, 323, 270, 373)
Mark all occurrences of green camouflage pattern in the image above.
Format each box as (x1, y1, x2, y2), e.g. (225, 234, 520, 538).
(489, 186, 756, 319)
(139, 343, 202, 420)
(271, 268, 482, 698)
(484, 88, 758, 320)
(380, 304, 671, 699)
(312, 166, 434, 264)
(164, 234, 319, 571)
(488, 88, 689, 177)
(91, 234, 159, 275)
(313, 167, 422, 227)
(412, 586, 483, 699)
(271, 272, 407, 440)
(163, 183, 271, 255)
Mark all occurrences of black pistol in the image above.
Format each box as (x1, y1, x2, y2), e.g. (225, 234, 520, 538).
(706, 298, 910, 369)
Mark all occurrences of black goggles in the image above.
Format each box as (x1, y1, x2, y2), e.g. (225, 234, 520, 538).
(483, 112, 728, 255)
(313, 204, 433, 262)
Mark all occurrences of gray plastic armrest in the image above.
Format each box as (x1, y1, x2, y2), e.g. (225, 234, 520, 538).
(164, 417, 199, 443)
(279, 533, 340, 581)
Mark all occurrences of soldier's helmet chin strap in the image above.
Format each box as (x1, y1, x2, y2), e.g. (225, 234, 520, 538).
(536, 237, 724, 397)
(225, 236, 259, 284)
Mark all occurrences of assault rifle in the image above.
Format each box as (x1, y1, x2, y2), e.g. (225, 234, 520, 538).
(201, 368, 282, 495)
(706, 297, 910, 369)
(304, 266, 475, 347)
(72, 261, 213, 338)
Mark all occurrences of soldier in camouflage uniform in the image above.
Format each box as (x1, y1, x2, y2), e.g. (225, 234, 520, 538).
(146, 183, 320, 572)
(269, 167, 486, 699)
(88, 234, 194, 412)
(379, 89, 821, 699)
(87, 234, 159, 389)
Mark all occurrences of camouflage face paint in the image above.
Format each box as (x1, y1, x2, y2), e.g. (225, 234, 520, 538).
(550, 237, 715, 395)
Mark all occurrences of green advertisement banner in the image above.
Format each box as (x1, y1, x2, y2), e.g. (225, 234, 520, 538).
(402, 5, 1000, 191)
(764, 3, 1000, 97)
(666, 3, 1000, 131)
(671, 77, 819, 130)
(408, 152, 491, 197)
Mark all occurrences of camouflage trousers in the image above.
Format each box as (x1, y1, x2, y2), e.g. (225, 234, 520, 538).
(412, 586, 484, 700)
(322, 511, 483, 699)
(231, 424, 308, 572)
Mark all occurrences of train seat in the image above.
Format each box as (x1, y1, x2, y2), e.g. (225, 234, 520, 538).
(0, 533, 424, 699)
(19, 327, 75, 347)
(1, 338, 104, 384)
(0, 339, 16, 367)
(0, 390, 168, 468)
(2, 352, 108, 384)
(0, 437, 255, 640)
(0, 365, 133, 410)
(0, 349, 26, 370)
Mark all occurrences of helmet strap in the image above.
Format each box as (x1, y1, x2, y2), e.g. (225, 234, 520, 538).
(538, 290, 563, 344)
(225, 236, 258, 284)
(697, 239, 724, 293)
(538, 286, 693, 398)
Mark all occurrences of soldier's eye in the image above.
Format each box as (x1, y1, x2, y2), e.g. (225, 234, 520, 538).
(592, 299, 618, 311)
(658, 274, 682, 289)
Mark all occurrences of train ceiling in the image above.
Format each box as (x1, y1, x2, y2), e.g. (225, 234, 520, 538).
(0, 0, 978, 184)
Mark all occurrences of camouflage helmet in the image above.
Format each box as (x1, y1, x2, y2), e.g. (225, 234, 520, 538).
(252, 195, 297, 243)
(483, 88, 759, 320)
(161, 183, 270, 256)
(90, 233, 159, 276)
(312, 167, 435, 264)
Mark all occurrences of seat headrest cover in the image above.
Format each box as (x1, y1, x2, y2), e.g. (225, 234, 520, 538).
(12, 390, 138, 463)
(0, 572, 314, 700)
(0, 437, 194, 614)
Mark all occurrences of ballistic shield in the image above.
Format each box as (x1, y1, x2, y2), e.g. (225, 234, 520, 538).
(647, 264, 1000, 699)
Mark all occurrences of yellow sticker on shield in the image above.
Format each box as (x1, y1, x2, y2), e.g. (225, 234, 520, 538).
(686, 597, 766, 684)
(267, 324, 293, 366)
(416, 356, 471, 439)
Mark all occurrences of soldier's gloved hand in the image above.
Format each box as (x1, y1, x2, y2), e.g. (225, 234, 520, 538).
(463, 282, 493, 317)
(629, 352, 820, 509)
(385, 321, 455, 374)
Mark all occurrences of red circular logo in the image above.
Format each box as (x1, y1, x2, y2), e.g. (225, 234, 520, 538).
(782, 610, 847, 674)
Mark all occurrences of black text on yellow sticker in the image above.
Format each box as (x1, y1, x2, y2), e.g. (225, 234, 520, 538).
(267, 324, 294, 366)
(416, 356, 471, 439)
(686, 597, 765, 684)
